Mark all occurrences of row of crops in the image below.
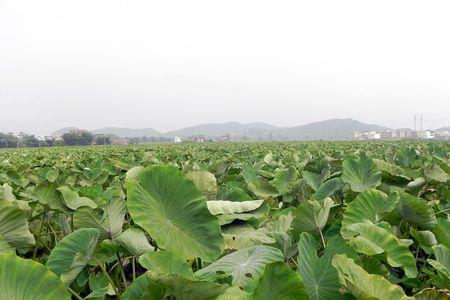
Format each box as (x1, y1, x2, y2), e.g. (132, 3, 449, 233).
(1, 141, 450, 299)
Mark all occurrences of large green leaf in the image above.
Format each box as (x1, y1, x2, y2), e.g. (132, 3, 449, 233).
(207, 200, 264, 215)
(395, 192, 437, 229)
(342, 154, 382, 193)
(115, 228, 154, 256)
(139, 250, 194, 278)
(0, 254, 70, 300)
(57, 186, 97, 210)
(297, 232, 357, 300)
(252, 261, 309, 300)
(293, 198, 335, 235)
(343, 222, 417, 278)
(341, 189, 396, 234)
(195, 245, 284, 292)
(73, 198, 126, 240)
(46, 228, 100, 284)
(0, 202, 35, 250)
(428, 245, 450, 280)
(121, 273, 165, 300)
(434, 218, 450, 248)
(272, 167, 299, 195)
(312, 177, 343, 201)
(127, 165, 224, 261)
(247, 178, 279, 198)
(187, 170, 218, 199)
(222, 224, 275, 250)
(332, 254, 412, 300)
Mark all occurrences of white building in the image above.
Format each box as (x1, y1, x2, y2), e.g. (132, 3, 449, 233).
(174, 136, 183, 143)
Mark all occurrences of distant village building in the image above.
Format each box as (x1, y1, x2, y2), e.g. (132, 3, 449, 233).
(354, 128, 447, 140)
(174, 136, 183, 143)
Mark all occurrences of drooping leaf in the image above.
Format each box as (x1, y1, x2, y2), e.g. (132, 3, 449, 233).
(46, 228, 100, 284)
(395, 192, 437, 229)
(139, 250, 194, 278)
(332, 254, 412, 300)
(127, 165, 224, 261)
(293, 198, 335, 236)
(342, 154, 382, 192)
(343, 221, 417, 278)
(222, 224, 275, 250)
(187, 170, 218, 199)
(115, 228, 154, 256)
(272, 167, 299, 195)
(247, 178, 279, 198)
(251, 261, 309, 300)
(73, 198, 126, 240)
(0, 254, 70, 300)
(0, 202, 35, 250)
(195, 245, 284, 292)
(207, 200, 264, 215)
(428, 245, 450, 280)
(57, 186, 97, 210)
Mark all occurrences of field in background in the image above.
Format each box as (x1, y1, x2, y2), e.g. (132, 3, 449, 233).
(1, 141, 450, 299)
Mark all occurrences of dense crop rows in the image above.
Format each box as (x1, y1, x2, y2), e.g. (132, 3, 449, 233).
(1, 141, 450, 299)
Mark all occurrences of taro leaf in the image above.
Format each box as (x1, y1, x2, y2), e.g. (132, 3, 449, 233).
(73, 198, 126, 240)
(410, 228, 437, 251)
(272, 167, 299, 195)
(261, 210, 296, 258)
(341, 189, 396, 234)
(125, 166, 145, 182)
(187, 170, 218, 199)
(302, 170, 322, 191)
(46, 228, 100, 284)
(342, 154, 382, 192)
(428, 245, 450, 280)
(121, 273, 166, 300)
(57, 186, 97, 210)
(312, 177, 343, 201)
(127, 165, 224, 261)
(1, 183, 16, 202)
(139, 250, 194, 278)
(152, 272, 230, 300)
(0, 235, 13, 253)
(0, 254, 71, 300)
(32, 184, 71, 213)
(293, 198, 335, 236)
(0, 202, 35, 250)
(343, 221, 417, 278)
(414, 288, 450, 299)
(332, 254, 412, 300)
(374, 159, 408, 179)
(217, 204, 269, 226)
(424, 164, 449, 183)
(222, 224, 275, 250)
(434, 218, 450, 248)
(251, 261, 309, 300)
(297, 232, 358, 300)
(115, 228, 154, 256)
(207, 200, 264, 215)
(86, 272, 115, 298)
(45, 169, 59, 183)
(396, 192, 437, 229)
(247, 178, 279, 198)
(195, 245, 284, 292)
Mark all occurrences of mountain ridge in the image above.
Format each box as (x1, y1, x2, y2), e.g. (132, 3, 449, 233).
(53, 119, 392, 140)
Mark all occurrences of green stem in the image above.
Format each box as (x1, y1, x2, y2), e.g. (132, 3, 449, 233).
(116, 253, 128, 289)
(132, 256, 136, 281)
(67, 286, 83, 300)
(94, 258, 119, 296)
(33, 210, 46, 259)
(318, 228, 326, 249)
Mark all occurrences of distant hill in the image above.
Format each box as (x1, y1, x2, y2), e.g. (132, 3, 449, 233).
(52, 127, 79, 136)
(53, 119, 392, 140)
(164, 122, 278, 138)
(91, 127, 161, 138)
(276, 118, 390, 140)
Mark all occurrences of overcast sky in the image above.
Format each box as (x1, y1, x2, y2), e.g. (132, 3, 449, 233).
(1, 0, 449, 134)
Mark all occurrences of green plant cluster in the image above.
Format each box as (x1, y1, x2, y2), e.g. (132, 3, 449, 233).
(1, 141, 450, 299)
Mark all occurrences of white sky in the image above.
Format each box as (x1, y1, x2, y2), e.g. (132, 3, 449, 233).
(1, 0, 449, 134)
